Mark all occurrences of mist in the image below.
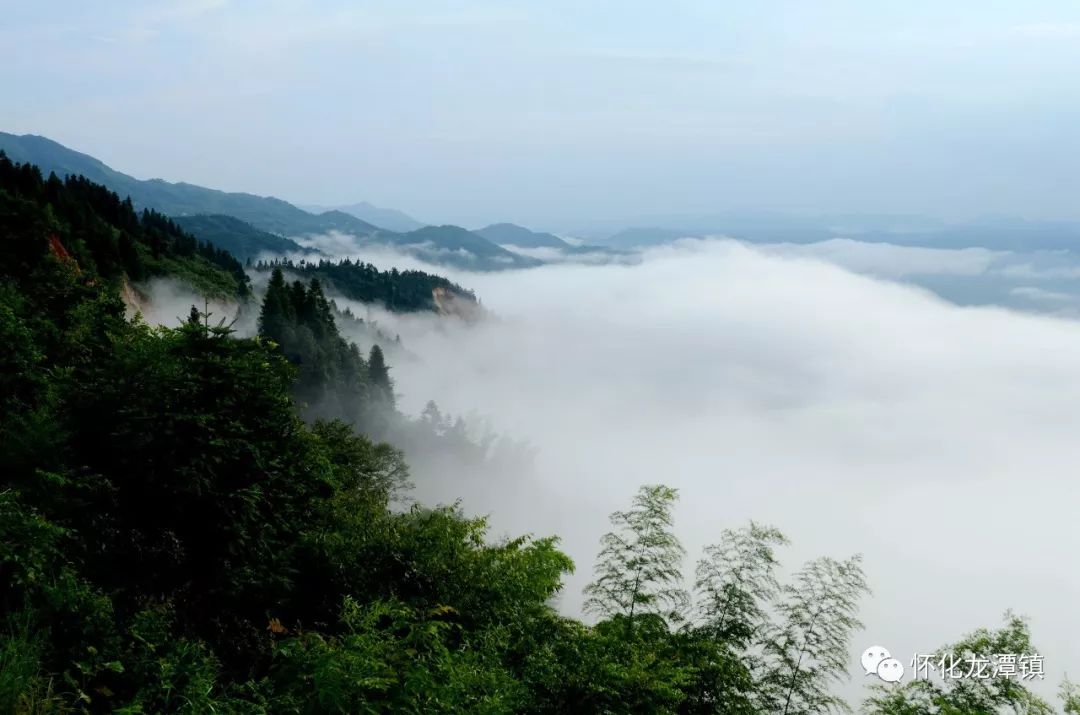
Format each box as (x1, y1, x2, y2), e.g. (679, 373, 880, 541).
(124, 277, 249, 330)
(123, 237, 1080, 700)
(311, 238, 1080, 701)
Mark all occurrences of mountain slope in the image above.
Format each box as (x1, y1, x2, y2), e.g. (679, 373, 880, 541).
(474, 222, 571, 249)
(173, 214, 312, 262)
(396, 225, 541, 269)
(0, 133, 381, 238)
(0, 152, 249, 298)
(254, 257, 478, 313)
(0, 133, 535, 270)
(302, 201, 426, 232)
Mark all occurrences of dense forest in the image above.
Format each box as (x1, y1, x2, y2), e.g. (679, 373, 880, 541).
(0, 157, 1073, 713)
(257, 266, 395, 430)
(0, 153, 249, 300)
(253, 258, 477, 313)
(172, 214, 309, 263)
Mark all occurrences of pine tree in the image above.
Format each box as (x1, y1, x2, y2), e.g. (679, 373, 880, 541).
(583, 484, 689, 630)
(258, 267, 292, 343)
(368, 344, 394, 407)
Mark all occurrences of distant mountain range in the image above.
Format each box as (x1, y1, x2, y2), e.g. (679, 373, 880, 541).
(300, 202, 426, 232)
(0, 133, 537, 271)
(474, 223, 571, 249)
(17, 131, 1071, 267)
(171, 214, 312, 263)
(585, 212, 1080, 252)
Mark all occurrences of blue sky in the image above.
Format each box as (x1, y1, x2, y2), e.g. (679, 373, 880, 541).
(3, 0, 1080, 228)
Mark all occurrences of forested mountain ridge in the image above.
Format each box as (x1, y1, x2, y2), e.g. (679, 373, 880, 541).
(0, 151, 249, 299)
(0, 132, 538, 270)
(394, 224, 541, 269)
(475, 222, 571, 249)
(172, 213, 312, 262)
(301, 200, 426, 232)
(254, 257, 479, 314)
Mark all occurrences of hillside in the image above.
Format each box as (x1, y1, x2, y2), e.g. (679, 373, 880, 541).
(173, 214, 312, 262)
(301, 200, 426, 232)
(0, 133, 381, 238)
(397, 224, 541, 269)
(0, 152, 248, 299)
(254, 257, 478, 313)
(0, 133, 536, 270)
(475, 222, 571, 249)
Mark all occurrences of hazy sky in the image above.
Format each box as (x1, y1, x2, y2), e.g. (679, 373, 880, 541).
(4, 1, 1080, 227)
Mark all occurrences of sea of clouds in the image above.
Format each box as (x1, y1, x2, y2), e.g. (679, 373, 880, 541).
(139, 235, 1080, 702)
(363, 238, 1080, 702)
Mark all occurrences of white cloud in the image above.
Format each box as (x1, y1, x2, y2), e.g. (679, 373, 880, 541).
(352, 238, 1080, 702)
(756, 238, 1005, 279)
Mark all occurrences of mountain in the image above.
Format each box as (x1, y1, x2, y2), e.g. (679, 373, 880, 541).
(474, 222, 571, 249)
(0, 133, 383, 238)
(396, 225, 541, 269)
(301, 201, 426, 232)
(593, 212, 1080, 253)
(0, 152, 249, 299)
(172, 214, 313, 263)
(0, 133, 527, 270)
(253, 257, 477, 314)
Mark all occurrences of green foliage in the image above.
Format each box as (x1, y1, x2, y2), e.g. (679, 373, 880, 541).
(273, 597, 521, 714)
(695, 522, 788, 648)
(584, 484, 690, 629)
(863, 614, 1054, 715)
(257, 267, 390, 427)
(253, 258, 476, 313)
(172, 214, 308, 263)
(759, 555, 870, 715)
(1061, 679, 1080, 715)
(0, 152, 249, 299)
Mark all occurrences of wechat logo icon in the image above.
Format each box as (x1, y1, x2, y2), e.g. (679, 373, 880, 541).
(862, 645, 904, 683)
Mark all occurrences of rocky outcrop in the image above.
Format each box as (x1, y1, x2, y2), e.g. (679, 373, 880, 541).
(432, 286, 483, 322)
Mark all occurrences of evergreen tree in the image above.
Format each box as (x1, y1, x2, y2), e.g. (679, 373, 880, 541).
(258, 267, 291, 344)
(368, 344, 393, 407)
(251, 257, 476, 313)
(583, 484, 689, 630)
(186, 303, 202, 327)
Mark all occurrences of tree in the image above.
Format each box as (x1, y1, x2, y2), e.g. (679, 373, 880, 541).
(368, 343, 394, 406)
(758, 555, 869, 715)
(257, 266, 292, 344)
(695, 521, 788, 648)
(863, 613, 1054, 715)
(583, 484, 689, 630)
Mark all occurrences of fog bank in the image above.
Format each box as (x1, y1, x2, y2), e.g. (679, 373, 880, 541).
(355, 238, 1080, 700)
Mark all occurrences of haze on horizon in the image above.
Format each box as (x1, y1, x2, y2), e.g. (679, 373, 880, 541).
(3, 0, 1080, 230)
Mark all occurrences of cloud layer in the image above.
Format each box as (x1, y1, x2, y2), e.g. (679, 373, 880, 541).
(348, 238, 1080, 700)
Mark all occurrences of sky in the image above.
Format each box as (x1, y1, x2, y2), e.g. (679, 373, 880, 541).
(3, 0, 1080, 228)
